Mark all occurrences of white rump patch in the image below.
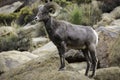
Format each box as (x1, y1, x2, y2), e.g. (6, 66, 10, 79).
(92, 29, 98, 45)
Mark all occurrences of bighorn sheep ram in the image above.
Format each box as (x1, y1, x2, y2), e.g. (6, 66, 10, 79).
(34, 2, 98, 77)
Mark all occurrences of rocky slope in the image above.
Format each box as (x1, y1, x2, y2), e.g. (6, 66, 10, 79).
(0, 0, 120, 80)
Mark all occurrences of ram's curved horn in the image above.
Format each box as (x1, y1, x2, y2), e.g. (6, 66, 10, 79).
(44, 2, 61, 17)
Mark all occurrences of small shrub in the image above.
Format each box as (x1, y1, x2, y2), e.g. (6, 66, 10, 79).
(69, 4, 83, 25)
(66, 4, 101, 26)
(0, 13, 17, 25)
(0, 34, 18, 52)
(66, 4, 92, 25)
(0, 6, 36, 26)
(17, 30, 32, 51)
(16, 6, 34, 25)
(79, 4, 92, 25)
(0, 30, 32, 52)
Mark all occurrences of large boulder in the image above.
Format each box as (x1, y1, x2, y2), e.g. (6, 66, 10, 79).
(0, 50, 38, 74)
(0, 1, 23, 14)
(24, 22, 46, 37)
(110, 19, 120, 26)
(96, 0, 120, 13)
(0, 50, 93, 80)
(94, 67, 120, 80)
(32, 41, 57, 56)
(108, 34, 120, 67)
(94, 6, 120, 27)
(0, 0, 40, 10)
(32, 37, 49, 48)
(96, 26, 120, 67)
(0, 26, 17, 37)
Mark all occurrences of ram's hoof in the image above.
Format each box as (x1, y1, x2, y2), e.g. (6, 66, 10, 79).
(58, 67, 66, 71)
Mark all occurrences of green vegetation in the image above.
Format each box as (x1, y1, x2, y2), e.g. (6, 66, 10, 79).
(0, 13, 17, 25)
(0, 30, 32, 52)
(65, 4, 92, 25)
(17, 6, 34, 25)
(79, 4, 92, 25)
(0, 34, 18, 52)
(0, 6, 34, 26)
(68, 4, 83, 25)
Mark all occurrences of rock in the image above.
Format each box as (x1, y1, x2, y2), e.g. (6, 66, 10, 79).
(0, 26, 17, 37)
(32, 42, 86, 63)
(94, 13, 114, 27)
(94, 6, 120, 27)
(0, 56, 8, 74)
(110, 19, 120, 26)
(0, 50, 38, 74)
(78, 69, 86, 75)
(32, 41, 57, 56)
(108, 34, 120, 67)
(65, 49, 85, 63)
(24, 22, 46, 37)
(18, 24, 36, 36)
(96, 26, 120, 67)
(94, 67, 120, 80)
(0, 50, 93, 80)
(0, 1, 23, 14)
(69, 62, 87, 71)
(0, 0, 41, 7)
(95, 0, 120, 13)
(0, 0, 24, 7)
(32, 37, 49, 48)
(0, 0, 40, 10)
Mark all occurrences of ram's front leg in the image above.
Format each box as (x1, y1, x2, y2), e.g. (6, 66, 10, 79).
(57, 41, 66, 71)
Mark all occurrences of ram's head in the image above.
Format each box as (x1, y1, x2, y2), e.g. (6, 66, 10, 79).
(34, 2, 61, 21)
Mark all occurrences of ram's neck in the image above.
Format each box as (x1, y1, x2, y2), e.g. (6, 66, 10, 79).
(43, 17, 58, 35)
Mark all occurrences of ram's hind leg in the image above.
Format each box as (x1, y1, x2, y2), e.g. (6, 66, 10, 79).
(82, 49, 91, 76)
(88, 44, 98, 77)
